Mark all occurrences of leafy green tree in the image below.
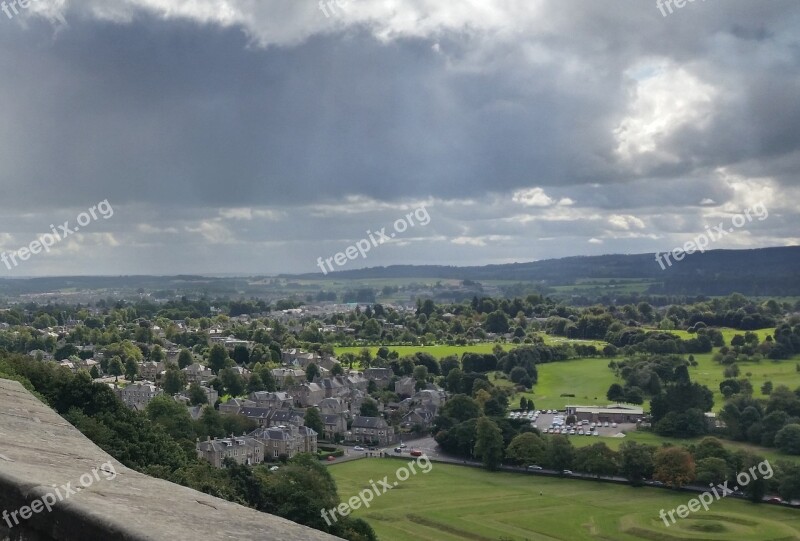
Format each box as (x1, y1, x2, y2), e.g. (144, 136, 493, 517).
(108, 356, 124, 381)
(188, 382, 209, 406)
(545, 435, 575, 472)
(775, 424, 800, 455)
(474, 417, 504, 470)
(178, 349, 194, 369)
(607, 383, 625, 402)
(162, 366, 186, 395)
(441, 394, 482, 423)
(505, 432, 546, 466)
(359, 398, 379, 418)
(306, 363, 320, 382)
(208, 344, 230, 374)
(220, 368, 246, 397)
(619, 442, 655, 486)
(695, 457, 729, 486)
(574, 443, 619, 477)
(124, 357, 139, 382)
(89, 365, 100, 379)
(232, 345, 250, 365)
(304, 407, 324, 436)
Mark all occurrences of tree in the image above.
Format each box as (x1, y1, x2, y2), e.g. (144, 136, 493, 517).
(653, 447, 695, 488)
(108, 356, 124, 381)
(441, 394, 482, 423)
(474, 417, 504, 470)
(574, 443, 619, 478)
(306, 363, 320, 382)
(607, 383, 625, 402)
(619, 442, 655, 486)
(232, 345, 250, 365)
(220, 368, 246, 397)
(359, 398, 379, 418)
(546, 436, 575, 472)
(775, 424, 800, 455)
(208, 344, 230, 374)
(484, 310, 510, 333)
(124, 358, 139, 382)
(505, 432, 546, 466)
(331, 363, 344, 377)
(695, 457, 729, 486)
(761, 381, 773, 395)
(162, 366, 186, 395)
(188, 382, 208, 406)
(89, 365, 100, 379)
(304, 407, 324, 437)
(178, 349, 194, 369)
(509, 366, 528, 384)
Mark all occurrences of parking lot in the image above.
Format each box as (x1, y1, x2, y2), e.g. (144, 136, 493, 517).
(510, 410, 637, 438)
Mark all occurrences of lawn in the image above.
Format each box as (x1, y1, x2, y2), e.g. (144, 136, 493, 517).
(335, 343, 517, 359)
(329, 459, 800, 541)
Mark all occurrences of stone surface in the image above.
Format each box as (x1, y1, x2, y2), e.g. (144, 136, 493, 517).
(0, 379, 342, 541)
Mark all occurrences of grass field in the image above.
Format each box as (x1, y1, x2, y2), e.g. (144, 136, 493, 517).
(330, 459, 800, 541)
(335, 343, 517, 359)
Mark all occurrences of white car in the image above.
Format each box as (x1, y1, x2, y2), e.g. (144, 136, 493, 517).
(353, 446, 365, 451)
(604, 422, 610, 427)
(611, 422, 617, 428)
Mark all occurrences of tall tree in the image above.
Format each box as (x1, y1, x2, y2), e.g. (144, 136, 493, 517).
(474, 417, 504, 470)
(653, 447, 696, 488)
(304, 407, 324, 437)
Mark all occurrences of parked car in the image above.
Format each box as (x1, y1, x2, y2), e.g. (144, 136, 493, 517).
(562, 470, 574, 475)
(527, 465, 543, 470)
(353, 446, 365, 451)
(327, 456, 336, 462)
(767, 497, 784, 503)
(410, 449, 423, 457)
(611, 422, 617, 428)
(399, 443, 407, 448)
(394, 447, 403, 453)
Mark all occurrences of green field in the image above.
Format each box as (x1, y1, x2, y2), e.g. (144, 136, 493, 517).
(335, 343, 517, 359)
(330, 459, 800, 541)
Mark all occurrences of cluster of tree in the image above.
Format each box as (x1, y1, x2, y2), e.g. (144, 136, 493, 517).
(720, 385, 800, 455)
(0, 352, 375, 541)
(607, 354, 696, 405)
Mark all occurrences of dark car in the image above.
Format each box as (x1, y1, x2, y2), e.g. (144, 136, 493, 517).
(394, 447, 403, 453)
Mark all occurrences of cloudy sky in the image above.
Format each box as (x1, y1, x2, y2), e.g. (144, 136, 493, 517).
(0, 0, 798, 276)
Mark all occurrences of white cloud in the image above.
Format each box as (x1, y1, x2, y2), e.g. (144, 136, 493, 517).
(608, 214, 646, 230)
(614, 61, 717, 165)
(512, 187, 555, 207)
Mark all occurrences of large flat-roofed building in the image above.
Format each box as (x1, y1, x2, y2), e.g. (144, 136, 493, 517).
(564, 403, 644, 423)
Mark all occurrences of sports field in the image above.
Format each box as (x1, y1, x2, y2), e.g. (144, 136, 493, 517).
(330, 459, 800, 541)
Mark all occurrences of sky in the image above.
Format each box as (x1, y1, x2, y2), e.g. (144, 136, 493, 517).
(0, 0, 798, 276)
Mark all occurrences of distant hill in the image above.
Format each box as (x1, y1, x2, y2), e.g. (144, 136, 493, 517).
(286, 246, 800, 296)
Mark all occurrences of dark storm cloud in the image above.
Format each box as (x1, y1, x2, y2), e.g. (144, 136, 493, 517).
(0, 0, 797, 275)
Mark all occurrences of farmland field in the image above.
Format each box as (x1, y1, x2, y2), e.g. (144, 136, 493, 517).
(330, 459, 800, 541)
